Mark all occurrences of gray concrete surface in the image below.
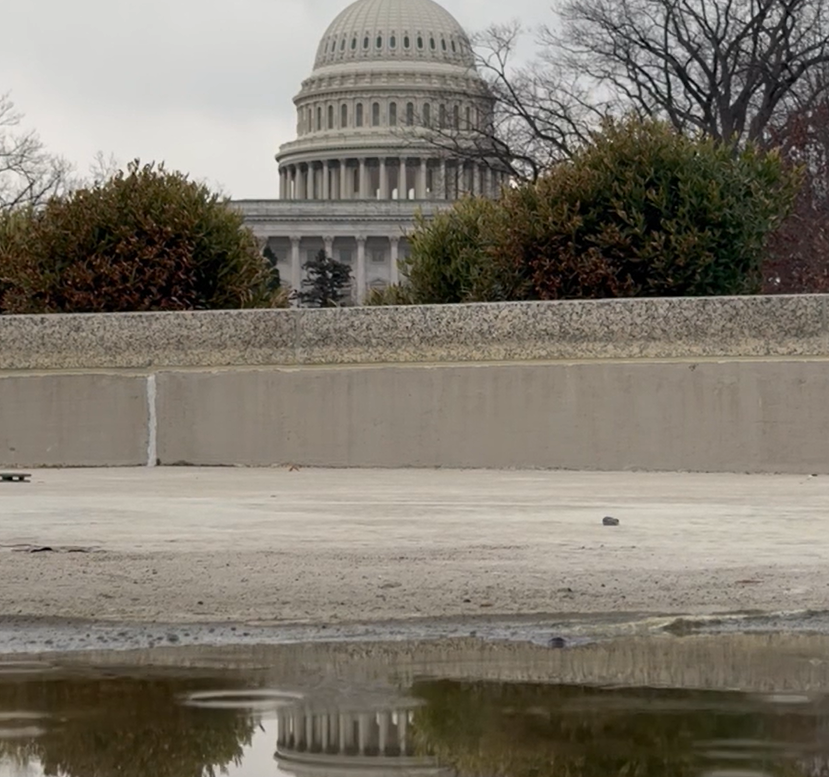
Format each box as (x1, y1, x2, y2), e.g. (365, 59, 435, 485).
(0, 373, 148, 467)
(156, 359, 829, 472)
(2, 295, 829, 371)
(0, 468, 827, 628)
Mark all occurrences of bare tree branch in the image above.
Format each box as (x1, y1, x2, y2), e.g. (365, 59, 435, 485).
(0, 93, 74, 214)
(403, 22, 603, 183)
(551, 0, 829, 145)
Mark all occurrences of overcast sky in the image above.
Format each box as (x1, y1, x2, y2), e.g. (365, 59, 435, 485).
(1, 0, 549, 199)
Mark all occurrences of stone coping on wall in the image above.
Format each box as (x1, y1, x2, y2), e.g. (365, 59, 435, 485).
(1, 295, 829, 371)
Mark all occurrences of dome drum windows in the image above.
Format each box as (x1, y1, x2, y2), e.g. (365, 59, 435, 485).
(389, 102, 397, 126)
(406, 102, 414, 126)
(423, 103, 431, 126)
(389, 34, 396, 48)
(356, 103, 364, 127)
(416, 35, 424, 49)
(376, 35, 383, 49)
(363, 35, 370, 50)
(403, 35, 410, 48)
(341, 104, 348, 128)
(328, 105, 334, 129)
(372, 102, 380, 126)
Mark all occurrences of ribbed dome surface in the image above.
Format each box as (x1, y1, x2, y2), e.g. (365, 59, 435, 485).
(313, 0, 474, 70)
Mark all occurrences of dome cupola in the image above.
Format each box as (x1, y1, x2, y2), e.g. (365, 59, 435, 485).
(313, 0, 475, 71)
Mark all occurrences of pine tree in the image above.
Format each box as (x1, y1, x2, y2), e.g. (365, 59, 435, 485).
(297, 249, 352, 307)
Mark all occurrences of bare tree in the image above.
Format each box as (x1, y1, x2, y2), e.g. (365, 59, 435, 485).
(411, 22, 599, 182)
(0, 93, 73, 213)
(552, 0, 829, 145)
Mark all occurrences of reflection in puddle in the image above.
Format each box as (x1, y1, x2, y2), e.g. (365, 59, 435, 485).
(0, 642, 828, 776)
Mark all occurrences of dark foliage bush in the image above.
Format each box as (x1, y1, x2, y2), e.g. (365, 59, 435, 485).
(393, 119, 798, 305)
(400, 197, 527, 304)
(499, 119, 798, 299)
(0, 161, 284, 313)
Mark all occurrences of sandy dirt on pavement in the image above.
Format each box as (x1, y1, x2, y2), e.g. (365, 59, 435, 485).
(1, 467, 828, 625)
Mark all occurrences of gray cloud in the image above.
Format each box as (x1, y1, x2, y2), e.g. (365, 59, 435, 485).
(1, 0, 549, 197)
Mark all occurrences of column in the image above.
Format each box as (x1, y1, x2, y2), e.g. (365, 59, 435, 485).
(338, 713, 346, 755)
(417, 158, 427, 198)
(297, 166, 306, 199)
(356, 235, 367, 304)
(324, 236, 334, 260)
(379, 157, 388, 199)
(290, 236, 301, 295)
(390, 236, 399, 285)
(322, 161, 329, 200)
(378, 711, 390, 754)
(398, 158, 406, 199)
(439, 158, 447, 199)
(305, 713, 313, 751)
(358, 713, 370, 754)
(398, 708, 408, 755)
(340, 159, 349, 199)
(358, 158, 368, 199)
(319, 714, 328, 751)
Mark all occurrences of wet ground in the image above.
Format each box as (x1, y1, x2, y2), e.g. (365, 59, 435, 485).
(2, 633, 829, 776)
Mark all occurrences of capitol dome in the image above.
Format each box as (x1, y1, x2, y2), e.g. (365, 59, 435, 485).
(313, 0, 475, 72)
(275, 0, 501, 203)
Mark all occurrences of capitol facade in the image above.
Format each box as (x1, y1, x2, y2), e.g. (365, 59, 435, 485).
(234, 0, 502, 303)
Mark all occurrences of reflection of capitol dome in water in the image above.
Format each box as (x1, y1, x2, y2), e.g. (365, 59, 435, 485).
(234, 0, 504, 305)
(275, 694, 449, 776)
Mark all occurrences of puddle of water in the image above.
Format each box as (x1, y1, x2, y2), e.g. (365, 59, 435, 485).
(1, 639, 829, 776)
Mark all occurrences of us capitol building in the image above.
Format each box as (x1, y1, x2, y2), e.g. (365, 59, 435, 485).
(234, 0, 503, 304)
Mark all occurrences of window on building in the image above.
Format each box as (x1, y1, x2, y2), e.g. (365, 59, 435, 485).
(371, 249, 385, 263)
(351, 37, 357, 49)
(339, 249, 352, 264)
(307, 249, 319, 264)
(389, 102, 397, 126)
(451, 39, 457, 52)
(429, 37, 436, 50)
(316, 106, 322, 131)
(439, 104, 446, 128)
(341, 104, 348, 127)
(417, 35, 424, 49)
(406, 102, 414, 126)
(372, 102, 380, 126)
(423, 103, 431, 126)
(340, 37, 346, 50)
(328, 105, 334, 129)
(390, 35, 396, 48)
(356, 103, 363, 127)
(465, 106, 471, 128)
(363, 36, 369, 49)
(453, 104, 459, 129)
(403, 35, 410, 48)
(376, 35, 383, 48)
(441, 38, 447, 51)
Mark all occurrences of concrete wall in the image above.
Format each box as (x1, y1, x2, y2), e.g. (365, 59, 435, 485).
(2, 296, 829, 472)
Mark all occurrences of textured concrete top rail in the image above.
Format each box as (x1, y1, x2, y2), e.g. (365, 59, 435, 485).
(2, 295, 829, 370)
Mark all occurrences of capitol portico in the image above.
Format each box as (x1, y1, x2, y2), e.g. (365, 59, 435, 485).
(235, 0, 501, 304)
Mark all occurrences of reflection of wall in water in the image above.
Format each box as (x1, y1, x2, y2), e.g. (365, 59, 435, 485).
(276, 697, 449, 775)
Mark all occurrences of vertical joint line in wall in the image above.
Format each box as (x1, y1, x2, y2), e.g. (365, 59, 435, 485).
(146, 374, 158, 467)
